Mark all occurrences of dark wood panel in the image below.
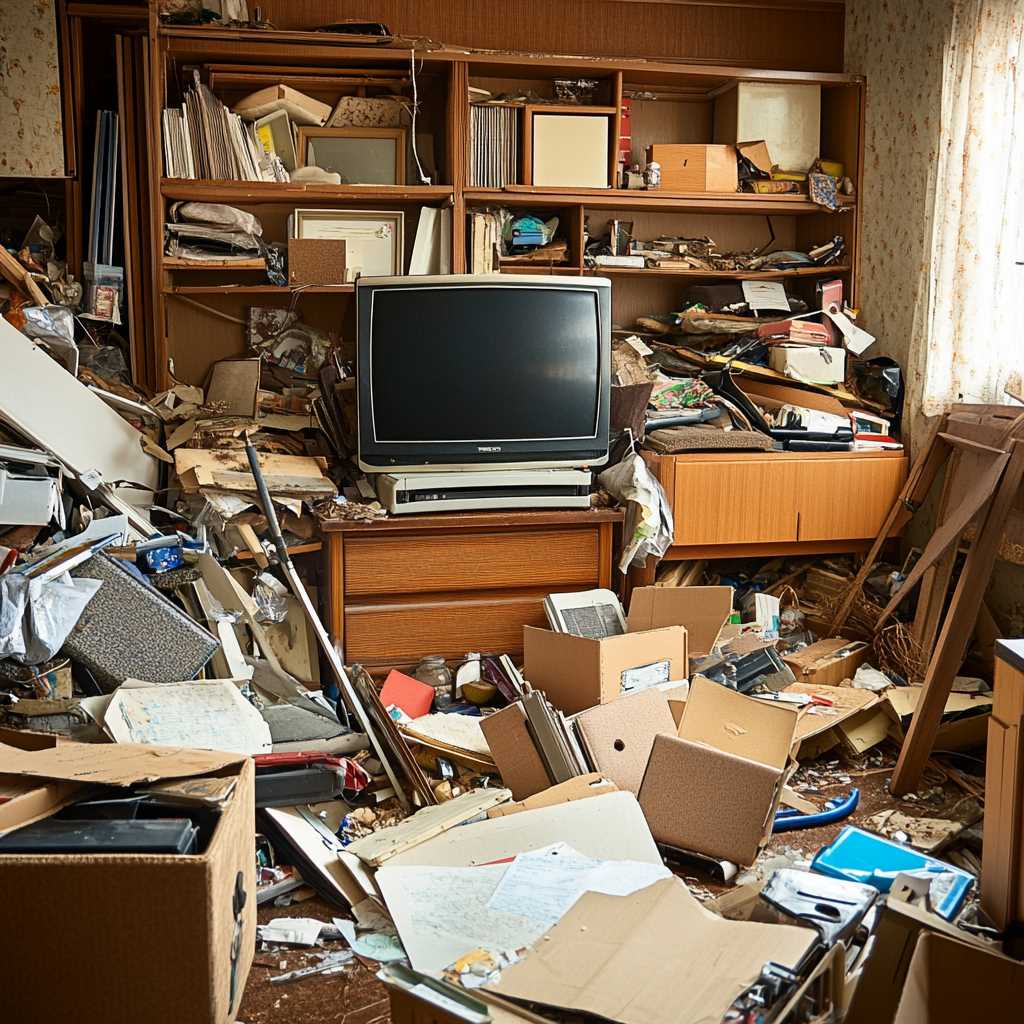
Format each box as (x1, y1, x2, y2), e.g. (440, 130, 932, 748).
(344, 527, 601, 595)
(249, 1, 845, 72)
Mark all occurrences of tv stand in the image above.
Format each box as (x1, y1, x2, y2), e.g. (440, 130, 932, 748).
(374, 468, 593, 514)
(321, 508, 622, 672)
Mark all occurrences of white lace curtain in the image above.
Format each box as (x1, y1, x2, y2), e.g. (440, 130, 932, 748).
(913, 0, 1024, 417)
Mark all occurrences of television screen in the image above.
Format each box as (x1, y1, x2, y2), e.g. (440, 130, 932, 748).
(367, 285, 601, 442)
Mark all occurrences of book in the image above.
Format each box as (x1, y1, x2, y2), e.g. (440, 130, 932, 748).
(469, 103, 519, 188)
(544, 589, 626, 640)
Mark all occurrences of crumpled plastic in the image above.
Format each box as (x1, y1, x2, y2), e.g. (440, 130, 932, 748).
(253, 572, 289, 624)
(0, 572, 102, 665)
(853, 664, 895, 692)
(598, 452, 674, 572)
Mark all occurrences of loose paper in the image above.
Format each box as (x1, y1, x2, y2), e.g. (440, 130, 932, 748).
(824, 307, 875, 355)
(102, 679, 272, 754)
(486, 843, 670, 927)
(741, 280, 789, 313)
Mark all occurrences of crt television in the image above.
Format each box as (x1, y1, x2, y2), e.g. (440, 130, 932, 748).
(356, 274, 611, 472)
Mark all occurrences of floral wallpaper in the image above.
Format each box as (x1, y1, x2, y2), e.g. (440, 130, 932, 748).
(844, 0, 956, 446)
(0, 0, 65, 177)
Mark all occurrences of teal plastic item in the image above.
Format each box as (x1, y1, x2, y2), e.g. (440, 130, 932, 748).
(810, 826, 972, 920)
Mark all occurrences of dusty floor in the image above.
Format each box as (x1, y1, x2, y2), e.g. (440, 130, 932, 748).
(237, 743, 983, 1024)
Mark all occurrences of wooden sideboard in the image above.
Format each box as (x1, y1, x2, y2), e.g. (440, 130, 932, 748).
(322, 508, 622, 672)
(640, 449, 909, 567)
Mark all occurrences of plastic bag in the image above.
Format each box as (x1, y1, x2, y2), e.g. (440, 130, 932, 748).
(598, 452, 673, 572)
(0, 572, 102, 665)
(253, 572, 289, 624)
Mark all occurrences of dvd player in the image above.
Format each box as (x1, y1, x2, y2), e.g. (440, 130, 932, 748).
(374, 468, 593, 514)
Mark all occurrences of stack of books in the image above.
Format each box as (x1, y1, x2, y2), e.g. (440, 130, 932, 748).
(469, 104, 519, 188)
(162, 72, 284, 182)
(756, 317, 834, 345)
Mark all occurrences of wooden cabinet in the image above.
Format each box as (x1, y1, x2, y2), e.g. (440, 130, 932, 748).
(645, 449, 908, 560)
(322, 509, 621, 672)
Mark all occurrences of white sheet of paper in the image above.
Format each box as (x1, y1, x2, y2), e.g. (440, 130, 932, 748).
(741, 280, 789, 312)
(376, 862, 543, 974)
(102, 679, 272, 754)
(824, 307, 875, 355)
(486, 843, 670, 927)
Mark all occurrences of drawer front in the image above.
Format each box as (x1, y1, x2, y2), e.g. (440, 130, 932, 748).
(344, 591, 552, 666)
(673, 460, 800, 545)
(795, 457, 908, 541)
(344, 527, 600, 595)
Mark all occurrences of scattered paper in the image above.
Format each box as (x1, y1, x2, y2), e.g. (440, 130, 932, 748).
(486, 843, 670, 928)
(824, 307, 875, 355)
(102, 679, 272, 754)
(332, 917, 406, 962)
(258, 917, 329, 947)
(403, 712, 491, 756)
(741, 280, 789, 313)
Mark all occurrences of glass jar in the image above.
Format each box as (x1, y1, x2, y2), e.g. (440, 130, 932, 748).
(413, 655, 453, 711)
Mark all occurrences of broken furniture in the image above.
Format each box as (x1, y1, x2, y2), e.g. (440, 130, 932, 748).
(321, 509, 622, 672)
(982, 638, 1024, 941)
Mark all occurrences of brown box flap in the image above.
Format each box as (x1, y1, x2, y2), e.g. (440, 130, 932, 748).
(0, 739, 245, 787)
(627, 586, 733, 658)
(479, 703, 552, 801)
(678, 677, 797, 770)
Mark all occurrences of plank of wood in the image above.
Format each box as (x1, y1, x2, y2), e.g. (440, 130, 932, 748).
(892, 441, 1024, 795)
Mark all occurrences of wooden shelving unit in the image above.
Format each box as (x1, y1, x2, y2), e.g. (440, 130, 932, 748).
(145, 15, 865, 391)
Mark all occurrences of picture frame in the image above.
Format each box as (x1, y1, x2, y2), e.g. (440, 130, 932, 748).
(293, 208, 405, 277)
(296, 126, 406, 185)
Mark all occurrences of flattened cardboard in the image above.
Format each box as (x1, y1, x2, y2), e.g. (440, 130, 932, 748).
(0, 744, 255, 1024)
(892, 931, 1024, 1024)
(486, 773, 617, 818)
(389, 791, 661, 868)
(523, 625, 687, 715)
(638, 678, 798, 865)
(626, 586, 733, 666)
(886, 687, 993, 751)
(0, 738, 244, 786)
(574, 689, 676, 795)
(479, 702, 551, 800)
(490, 877, 815, 1024)
(787, 683, 880, 742)
(783, 638, 870, 686)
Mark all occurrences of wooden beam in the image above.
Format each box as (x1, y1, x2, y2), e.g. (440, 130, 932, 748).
(892, 440, 1024, 795)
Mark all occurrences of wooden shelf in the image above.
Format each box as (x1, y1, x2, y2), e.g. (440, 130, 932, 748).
(592, 263, 852, 280)
(160, 179, 454, 205)
(163, 257, 266, 271)
(164, 284, 353, 295)
(234, 541, 322, 561)
(464, 187, 854, 215)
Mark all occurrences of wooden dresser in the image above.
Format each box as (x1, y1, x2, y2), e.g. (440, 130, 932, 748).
(322, 509, 622, 672)
(640, 449, 909, 565)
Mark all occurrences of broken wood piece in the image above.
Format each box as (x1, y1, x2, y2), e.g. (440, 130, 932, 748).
(892, 440, 1024, 795)
(234, 522, 269, 568)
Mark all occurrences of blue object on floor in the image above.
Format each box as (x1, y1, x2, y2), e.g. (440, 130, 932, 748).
(773, 788, 859, 832)
(810, 825, 973, 920)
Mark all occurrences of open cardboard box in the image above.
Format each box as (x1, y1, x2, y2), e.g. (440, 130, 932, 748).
(627, 585, 733, 672)
(0, 734, 256, 1024)
(638, 677, 798, 865)
(523, 624, 687, 715)
(783, 638, 871, 686)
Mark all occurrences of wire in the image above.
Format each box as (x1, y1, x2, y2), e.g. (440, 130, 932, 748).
(409, 49, 431, 185)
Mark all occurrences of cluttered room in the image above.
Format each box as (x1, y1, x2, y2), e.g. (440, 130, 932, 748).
(1, 0, 1022, 1021)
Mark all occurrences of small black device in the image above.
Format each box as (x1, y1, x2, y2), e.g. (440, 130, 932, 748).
(0, 817, 199, 855)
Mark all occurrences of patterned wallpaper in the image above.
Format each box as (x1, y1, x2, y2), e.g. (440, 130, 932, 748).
(844, 0, 956, 437)
(0, 0, 65, 177)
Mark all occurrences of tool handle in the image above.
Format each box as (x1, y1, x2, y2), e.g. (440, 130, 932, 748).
(244, 442, 290, 563)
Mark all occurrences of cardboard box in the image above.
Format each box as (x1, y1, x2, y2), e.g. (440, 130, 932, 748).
(769, 344, 847, 385)
(523, 624, 688, 715)
(891, 931, 1024, 1023)
(638, 677, 798, 865)
(573, 689, 676, 795)
(783, 638, 871, 686)
(647, 143, 738, 192)
(0, 736, 256, 1024)
(714, 82, 821, 173)
(627, 585, 733, 669)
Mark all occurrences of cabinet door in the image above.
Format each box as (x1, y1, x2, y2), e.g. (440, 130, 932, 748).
(795, 456, 908, 541)
(673, 460, 800, 545)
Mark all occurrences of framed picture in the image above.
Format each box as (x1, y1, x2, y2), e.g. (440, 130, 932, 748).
(293, 209, 405, 277)
(296, 126, 406, 185)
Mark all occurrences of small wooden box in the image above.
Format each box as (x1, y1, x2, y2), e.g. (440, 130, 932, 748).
(647, 144, 738, 193)
(288, 238, 347, 286)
